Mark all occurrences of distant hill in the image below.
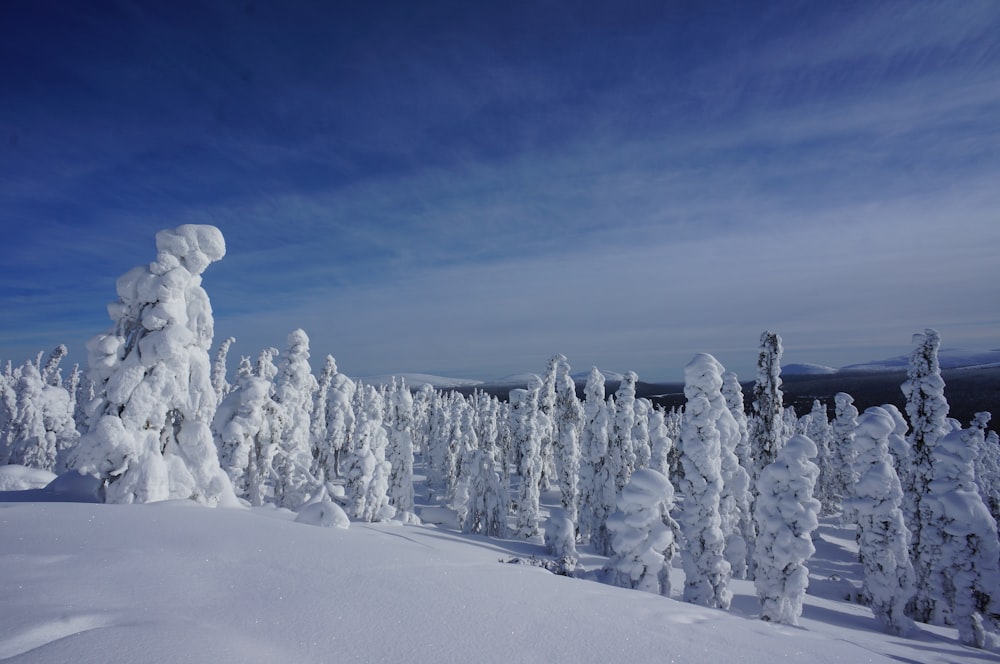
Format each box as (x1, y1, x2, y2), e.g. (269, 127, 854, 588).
(841, 348, 1000, 372)
(357, 373, 484, 389)
(782, 363, 838, 376)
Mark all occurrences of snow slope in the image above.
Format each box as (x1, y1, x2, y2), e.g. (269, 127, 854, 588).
(1, 484, 993, 662)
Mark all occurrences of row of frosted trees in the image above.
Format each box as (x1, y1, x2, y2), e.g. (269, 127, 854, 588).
(1, 225, 998, 647)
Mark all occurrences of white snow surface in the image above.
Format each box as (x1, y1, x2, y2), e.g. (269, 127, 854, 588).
(2, 491, 994, 662)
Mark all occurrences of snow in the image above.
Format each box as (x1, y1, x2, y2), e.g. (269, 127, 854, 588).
(840, 348, 1000, 372)
(782, 362, 838, 375)
(1, 496, 994, 663)
(0, 465, 55, 491)
(357, 373, 484, 389)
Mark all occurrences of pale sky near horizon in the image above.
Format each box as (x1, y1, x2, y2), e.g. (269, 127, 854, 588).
(2, 1, 998, 381)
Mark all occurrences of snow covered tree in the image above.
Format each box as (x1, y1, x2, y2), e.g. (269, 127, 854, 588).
(323, 357, 356, 480)
(545, 507, 580, 573)
(748, 331, 785, 483)
(513, 376, 544, 539)
(610, 371, 638, 492)
(537, 355, 562, 491)
(455, 446, 508, 537)
(901, 329, 953, 623)
(578, 368, 615, 554)
(553, 356, 583, 525)
(39, 344, 67, 387)
(211, 336, 235, 402)
(974, 424, 1000, 526)
(605, 469, 680, 596)
(344, 385, 394, 522)
(67, 224, 236, 506)
(830, 392, 859, 520)
(753, 434, 821, 625)
(721, 371, 751, 472)
(213, 363, 271, 498)
(271, 329, 319, 509)
(678, 354, 732, 609)
(845, 407, 915, 636)
(648, 407, 673, 478)
(804, 400, 835, 513)
(386, 378, 418, 523)
(425, 390, 454, 499)
(923, 425, 1000, 647)
(5, 363, 50, 469)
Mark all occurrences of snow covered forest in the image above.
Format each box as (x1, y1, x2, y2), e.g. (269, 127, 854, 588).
(3, 225, 1000, 658)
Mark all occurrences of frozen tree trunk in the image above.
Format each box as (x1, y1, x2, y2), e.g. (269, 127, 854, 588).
(605, 469, 680, 596)
(678, 354, 732, 610)
(67, 225, 236, 506)
(845, 407, 915, 636)
(753, 435, 821, 625)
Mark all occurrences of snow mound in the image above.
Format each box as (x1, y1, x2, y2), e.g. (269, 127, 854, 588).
(0, 465, 57, 491)
(295, 499, 350, 529)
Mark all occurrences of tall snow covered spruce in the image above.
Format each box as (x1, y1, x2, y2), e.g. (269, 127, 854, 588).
(678, 353, 733, 609)
(271, 329, 319, 509)
(512, 376, 545, 539)
(749, 331, 785, 483)
(922, 424, 1000, 647)
(552, 356, 583, 526)
(67, 225, 236, 506)
(753, 434, 821, 625)
(845, 407, 915, 636)
(577, 368, 615, 554)
(831, 392, 859, 522)
(901, 329, 953, 623)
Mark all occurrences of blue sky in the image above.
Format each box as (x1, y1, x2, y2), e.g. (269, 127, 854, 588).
(2, 0, 998, 381)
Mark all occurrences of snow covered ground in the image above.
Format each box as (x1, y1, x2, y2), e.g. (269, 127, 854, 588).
(1, 466, 994, 663)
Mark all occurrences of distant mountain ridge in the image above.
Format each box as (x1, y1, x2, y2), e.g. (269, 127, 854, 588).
(839, 348, 1000, 373)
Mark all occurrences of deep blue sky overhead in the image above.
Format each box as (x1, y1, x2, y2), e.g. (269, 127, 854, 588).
(2, 0, 998, 381)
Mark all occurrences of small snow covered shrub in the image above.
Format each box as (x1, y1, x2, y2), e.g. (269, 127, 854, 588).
(604, 468, 679, 596)
(753, 434, 821, 625)
(545, 507, 580, 575)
